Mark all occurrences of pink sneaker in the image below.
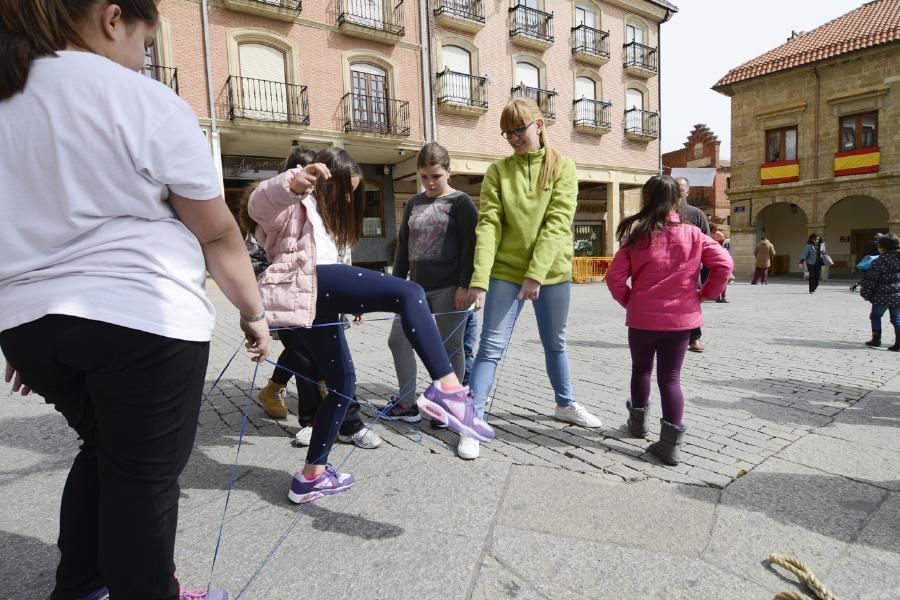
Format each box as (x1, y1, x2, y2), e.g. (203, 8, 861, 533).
(417, 383, 495, 443)
(180, 587, 229, 599)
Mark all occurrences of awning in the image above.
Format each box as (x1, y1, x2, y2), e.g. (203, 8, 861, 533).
(670, 167, 716, 187)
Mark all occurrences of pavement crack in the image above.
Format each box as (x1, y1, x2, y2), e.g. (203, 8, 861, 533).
(465, 461, 514, 600)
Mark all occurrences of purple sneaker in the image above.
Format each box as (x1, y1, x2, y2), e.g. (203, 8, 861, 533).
(288, 465, 354, 504)
(417, 384, 495, 443)
(179, 587, 229, 599)
(79, 589, 108, 600)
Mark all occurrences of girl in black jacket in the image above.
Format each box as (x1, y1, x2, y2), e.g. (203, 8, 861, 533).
(861, 233, 900, 351)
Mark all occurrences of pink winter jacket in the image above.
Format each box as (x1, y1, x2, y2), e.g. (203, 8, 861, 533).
(606, 213, 734, 331)
(247, 171, 318, 328)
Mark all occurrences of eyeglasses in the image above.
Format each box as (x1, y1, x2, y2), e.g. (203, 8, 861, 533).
(501, 121, 535, 140)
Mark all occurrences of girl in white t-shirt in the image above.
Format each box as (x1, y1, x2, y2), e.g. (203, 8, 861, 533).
(0, 3, 268, 599)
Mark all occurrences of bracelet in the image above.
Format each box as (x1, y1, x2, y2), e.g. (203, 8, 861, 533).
(240, 311, 266, 322)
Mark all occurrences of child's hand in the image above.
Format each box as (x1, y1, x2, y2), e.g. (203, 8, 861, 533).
(289, 163, 331, 195)
(353, 314, 364, 326)
(5, 362, 32, 396)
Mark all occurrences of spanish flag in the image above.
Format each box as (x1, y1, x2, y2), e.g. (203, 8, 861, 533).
(834, 147, 880, 177)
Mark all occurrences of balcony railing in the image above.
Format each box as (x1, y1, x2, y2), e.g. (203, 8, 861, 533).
(625, 108, 658, 139)
(434, 0, 483, 23)
(573, 98, 611, 130)
(226, 76, 310, 124)
(511, 85, 557, 120)
(250, 0, 301, 8)
(509, 3, 553, 43)
(338, 0, 404, 36)
(436, 71, 487, 110)
(342, 93, 410, 136)
(145, 64, 179, 95)
(623, 41, 658, 73)
(571, 24, 609, 61)
(221, 0, 301, 21)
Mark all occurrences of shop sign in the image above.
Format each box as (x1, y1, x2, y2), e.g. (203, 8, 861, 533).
(222, 155, 283, 180)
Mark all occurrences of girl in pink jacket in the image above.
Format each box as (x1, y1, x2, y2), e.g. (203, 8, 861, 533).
(606, 175, 733, 466)
(249, 147, 493, 504)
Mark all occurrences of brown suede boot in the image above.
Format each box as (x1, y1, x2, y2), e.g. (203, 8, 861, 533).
(258, 380, 288, 419)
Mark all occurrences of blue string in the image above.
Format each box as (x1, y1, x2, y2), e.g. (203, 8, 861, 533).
(268, 309, 470, 331)
(208, 306, 471, 596)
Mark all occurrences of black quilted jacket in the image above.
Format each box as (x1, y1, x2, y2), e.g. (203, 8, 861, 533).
(861, 251, 900, 307)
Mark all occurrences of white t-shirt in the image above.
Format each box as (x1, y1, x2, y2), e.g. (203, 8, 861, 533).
(306, 195, 339, 265)
(0, 52, 221, 341)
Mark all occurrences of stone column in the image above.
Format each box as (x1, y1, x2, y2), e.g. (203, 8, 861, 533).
(605, 181, 620, 256)
(730, 226, 757, 280)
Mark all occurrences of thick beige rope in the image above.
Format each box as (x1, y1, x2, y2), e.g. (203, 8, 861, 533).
(769, 553, 839, 600)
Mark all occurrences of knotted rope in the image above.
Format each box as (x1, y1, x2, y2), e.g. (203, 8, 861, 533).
(769, 553, 839, 600)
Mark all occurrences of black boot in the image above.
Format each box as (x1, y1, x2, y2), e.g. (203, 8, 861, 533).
(648, 420, 686, 466)
(626, 401, 649, 438)
(889, 330, 900, 352)
(865, 332, 882, 347)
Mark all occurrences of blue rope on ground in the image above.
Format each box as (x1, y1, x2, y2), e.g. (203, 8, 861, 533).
(206, 306, 472, 596)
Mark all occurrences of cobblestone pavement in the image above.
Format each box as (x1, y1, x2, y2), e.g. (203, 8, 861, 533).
(203, 278, 899, 489)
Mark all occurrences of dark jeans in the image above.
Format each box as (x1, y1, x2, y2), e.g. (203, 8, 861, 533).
(628, 328, 690, 426)
(752, 267, 768, 284)
(463, 309, 479, 386)
(808, 263, 822, 292)
(690, 267, 710, 342)
(284, 264, 455, 465)
(870, 304, 900, 333)
(271, 343, 364, 435)
(0, 315, 209, 600)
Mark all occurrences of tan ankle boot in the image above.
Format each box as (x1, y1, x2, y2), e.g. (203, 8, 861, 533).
(258, 380, 288, 419)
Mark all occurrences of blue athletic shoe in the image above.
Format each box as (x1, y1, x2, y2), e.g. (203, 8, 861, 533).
(288, 465, 355, 504)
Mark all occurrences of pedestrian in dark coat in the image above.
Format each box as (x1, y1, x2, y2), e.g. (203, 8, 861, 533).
(860, 233, 900, 351)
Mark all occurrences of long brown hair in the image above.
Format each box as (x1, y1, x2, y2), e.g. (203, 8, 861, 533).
(238, 146, 316, 236)
(313, 147, 365, 250)
(499, 97, 562, 190)
(616, 175, 681, 248)
(0, 0, 160, 101)
(417, 142, 451, 171)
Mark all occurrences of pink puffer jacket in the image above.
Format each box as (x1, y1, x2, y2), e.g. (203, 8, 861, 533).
(606, 213, 734, 331)
(248, 171, 318, 327)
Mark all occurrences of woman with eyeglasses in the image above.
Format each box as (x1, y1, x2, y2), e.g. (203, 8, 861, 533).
(464, 98, 603, 459)
(800, 233, 827, 293)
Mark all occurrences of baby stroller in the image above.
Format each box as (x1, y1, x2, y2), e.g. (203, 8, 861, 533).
(850, 255, 879, 292)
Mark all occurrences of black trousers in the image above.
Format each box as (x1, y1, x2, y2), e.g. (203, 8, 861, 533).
(0, 315, 209, 600)
(808, 263, 822, 292)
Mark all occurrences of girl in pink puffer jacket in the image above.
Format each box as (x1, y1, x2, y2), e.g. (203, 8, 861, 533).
(606, 175, 733, 466)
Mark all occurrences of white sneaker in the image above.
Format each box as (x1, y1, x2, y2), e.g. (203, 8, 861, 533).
(338, 427, 383, 449)
(457, 435, 480, 460)
(554, 403, 603, 428)
(293, 426, 313, 447)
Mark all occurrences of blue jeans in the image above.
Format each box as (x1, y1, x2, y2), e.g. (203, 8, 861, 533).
(870, 304, 900, 332)
(470, 278, 574, 417)
(462, 309, 478, 386)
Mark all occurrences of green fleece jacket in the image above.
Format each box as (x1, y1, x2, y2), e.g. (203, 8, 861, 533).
(470, 148, 577, 290)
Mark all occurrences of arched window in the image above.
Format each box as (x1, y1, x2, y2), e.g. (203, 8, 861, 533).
(575, 4, 597, 28)
(237, 43, 287, 120)
(626, 87, 644, 110)
(515, 61, 540, 88)
(575, 76, 596, 100)
(350, 62, 389, 132)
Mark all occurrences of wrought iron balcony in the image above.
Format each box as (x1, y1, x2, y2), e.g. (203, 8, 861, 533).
(509, 3, 553, 50)
(342, 93, 410, 136)
(623, 41, 658, 76)
(225, 76, 310, 125)
(573, 98, 611, 133)
(571, 24, 609, 65)
(221, 0, 301, 22)
(436, 70, 487, 115)
(511, 85, 557, 121)
(624, 108, 658, 140)
(338, 0, 405, 42)
(145, 64, 179, 95)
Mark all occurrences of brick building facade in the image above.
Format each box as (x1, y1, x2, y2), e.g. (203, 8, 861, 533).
(149, 0, 678, 266)
(662, 124, 731, 224)
(713, 0, 899, 278)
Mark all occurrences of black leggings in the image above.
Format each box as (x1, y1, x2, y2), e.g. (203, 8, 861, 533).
(283, 264, 454, 465)
(0, 315, 208, 599)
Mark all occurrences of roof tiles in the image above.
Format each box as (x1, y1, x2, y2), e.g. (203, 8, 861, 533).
(714, 0, 900, 88)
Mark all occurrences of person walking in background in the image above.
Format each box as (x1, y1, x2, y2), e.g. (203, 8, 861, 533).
(800, 233, 826, 294)
(710, 224, 731, 303)
(606, 175, 733, 466)
(752, 236, 776, 285)
(465, 98, 603, 461)
(860, 233, 900, 351)
(862, 232, 884, 259)
(0, 2, 270, 597)
(674, 177, 710, 353)
(383, 142, 477, 429)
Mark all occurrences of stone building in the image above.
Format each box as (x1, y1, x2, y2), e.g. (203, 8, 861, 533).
(147, 0, 678, 267)
(713, 0, 900, 278)
(662, 124, 731, 224)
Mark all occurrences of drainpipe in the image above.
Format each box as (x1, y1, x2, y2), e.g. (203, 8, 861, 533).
(657, 9, 672, 173)
(418, 0, 436, 142)
(200, 0, 223, 188)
